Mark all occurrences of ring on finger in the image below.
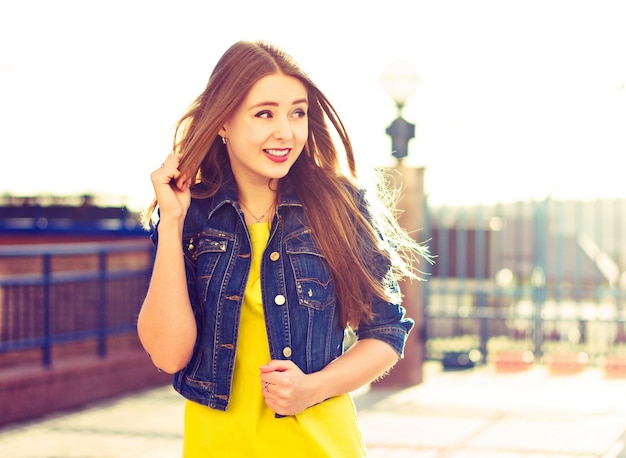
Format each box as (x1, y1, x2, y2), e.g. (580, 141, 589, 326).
(263, 382, 269, 391)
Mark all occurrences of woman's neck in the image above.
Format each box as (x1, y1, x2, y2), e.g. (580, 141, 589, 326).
(237, 181, 278, 225)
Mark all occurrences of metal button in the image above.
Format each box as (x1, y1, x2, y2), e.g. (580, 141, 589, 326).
(269, 251, 280, 261)
(282, 347, 292, 358)
(274, 294, 286, 306)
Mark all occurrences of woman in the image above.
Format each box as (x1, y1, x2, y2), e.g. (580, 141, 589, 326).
(138, 40, 429, 457)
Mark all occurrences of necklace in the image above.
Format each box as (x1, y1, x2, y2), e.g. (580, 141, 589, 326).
(239, 199, 275, 223)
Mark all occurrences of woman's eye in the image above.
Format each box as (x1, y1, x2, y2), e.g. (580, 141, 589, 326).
(255, 110, 272, 119)
(293, 109, 307, 118)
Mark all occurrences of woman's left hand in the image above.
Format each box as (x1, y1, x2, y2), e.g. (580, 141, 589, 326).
(259, 360, 320, 416)
(260, 339, 399, 416)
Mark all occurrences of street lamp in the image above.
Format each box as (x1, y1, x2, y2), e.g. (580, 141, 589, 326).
(379, 60, 421, 161)
(373, 61, 425, 388)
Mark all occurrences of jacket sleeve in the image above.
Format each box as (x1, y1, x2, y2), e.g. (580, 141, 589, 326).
(355, 279, 414, 357)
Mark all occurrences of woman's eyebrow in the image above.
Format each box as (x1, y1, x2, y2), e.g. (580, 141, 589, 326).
(249, 98, 308, 109)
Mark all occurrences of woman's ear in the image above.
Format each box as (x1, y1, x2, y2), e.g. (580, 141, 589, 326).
(218, 127, 228, 145)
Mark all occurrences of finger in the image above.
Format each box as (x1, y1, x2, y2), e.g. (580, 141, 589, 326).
(155, 153, 182, 174)
(260, 372, 275, 389)
(173, 173, 191, 191)
(260, 359, 295, 373)
(152, 160, 187, 190)
(151, 169, 180, 190)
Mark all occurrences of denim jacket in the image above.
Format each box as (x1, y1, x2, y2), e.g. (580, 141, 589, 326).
(153, 171, 414, 412)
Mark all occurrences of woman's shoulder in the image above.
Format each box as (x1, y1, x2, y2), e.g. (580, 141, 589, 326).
(185, 184, 237, 231)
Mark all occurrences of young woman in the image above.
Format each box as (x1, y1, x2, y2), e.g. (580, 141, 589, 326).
(138, 40, 429, 457)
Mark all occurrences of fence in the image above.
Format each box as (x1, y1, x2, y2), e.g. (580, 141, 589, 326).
(2, 197, 625, 372)
(423, 197, 626, 368)
(0, 239, 153, 367)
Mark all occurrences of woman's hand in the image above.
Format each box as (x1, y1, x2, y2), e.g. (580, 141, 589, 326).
(260, 339, 400, 416)
(260, 360, 319, 416)
(150, 153, 192, 222)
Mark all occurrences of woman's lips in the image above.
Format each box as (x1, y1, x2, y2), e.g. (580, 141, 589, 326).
(264, 148, 291, 163)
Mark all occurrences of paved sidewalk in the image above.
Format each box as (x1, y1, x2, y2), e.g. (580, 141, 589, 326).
(1, 363, 626, 457)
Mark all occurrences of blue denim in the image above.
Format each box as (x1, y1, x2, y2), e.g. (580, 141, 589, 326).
(152, 171, 414, 412)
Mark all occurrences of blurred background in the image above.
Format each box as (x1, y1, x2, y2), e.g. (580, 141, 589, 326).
(1, 0, 625, 442)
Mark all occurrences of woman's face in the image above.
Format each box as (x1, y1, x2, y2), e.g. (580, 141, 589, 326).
(220, 73, 309, 187)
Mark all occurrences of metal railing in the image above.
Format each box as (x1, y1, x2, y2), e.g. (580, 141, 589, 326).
(0, 239, 153, 366)
(423, 198, 626, 366)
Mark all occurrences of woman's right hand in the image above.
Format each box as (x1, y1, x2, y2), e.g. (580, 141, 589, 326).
(150, 153, 192, 222)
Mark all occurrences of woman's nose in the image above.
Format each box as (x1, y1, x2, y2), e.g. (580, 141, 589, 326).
(273, 116, 293, 140)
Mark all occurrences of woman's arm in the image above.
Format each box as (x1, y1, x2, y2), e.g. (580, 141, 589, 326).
(137, 219, 197, 373)
(137, 155, 197, 374)
(312, 337, 400, 395)
(260, 338, 399, 416)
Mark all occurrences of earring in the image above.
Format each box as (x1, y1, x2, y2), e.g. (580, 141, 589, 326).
(221, 136, 227, 145)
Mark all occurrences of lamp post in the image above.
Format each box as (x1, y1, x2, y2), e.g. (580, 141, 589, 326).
(375, 60, 425, 388)
(379, 60, 421, 161)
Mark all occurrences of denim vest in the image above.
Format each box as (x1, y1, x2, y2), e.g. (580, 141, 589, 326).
(153, 173, 414, 411)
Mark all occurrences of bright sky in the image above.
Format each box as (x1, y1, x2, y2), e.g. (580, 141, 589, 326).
(1, 0, 625, 209)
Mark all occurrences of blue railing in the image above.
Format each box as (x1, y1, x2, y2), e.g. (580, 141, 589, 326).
(0, 239, 153, 366)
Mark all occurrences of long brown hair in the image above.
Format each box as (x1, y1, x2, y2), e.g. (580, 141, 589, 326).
(145, 40, 429, 328)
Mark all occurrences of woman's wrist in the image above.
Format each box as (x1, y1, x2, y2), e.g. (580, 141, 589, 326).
(307, 369, 337, 405)
(156, 216, 185, 236)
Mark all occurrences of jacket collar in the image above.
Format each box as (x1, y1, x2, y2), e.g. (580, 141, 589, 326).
(200, 167, 302, 221)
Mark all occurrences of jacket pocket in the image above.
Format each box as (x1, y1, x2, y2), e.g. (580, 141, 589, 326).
(285, 231, 335, 311)
(186, 233, 228, 304)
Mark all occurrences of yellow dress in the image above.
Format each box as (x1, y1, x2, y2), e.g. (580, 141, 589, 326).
(182, 222, 366, 457)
